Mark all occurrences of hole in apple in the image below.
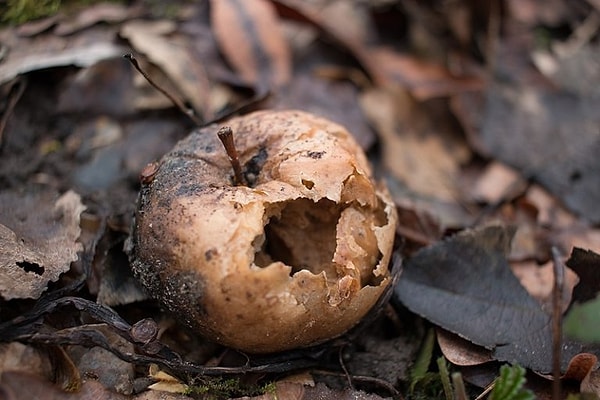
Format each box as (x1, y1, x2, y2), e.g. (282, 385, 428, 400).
(254, 198, 341, 276)
(301, 179, 314, 190)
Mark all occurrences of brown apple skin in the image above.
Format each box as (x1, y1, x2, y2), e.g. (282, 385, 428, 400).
(129, 110, 397, 353)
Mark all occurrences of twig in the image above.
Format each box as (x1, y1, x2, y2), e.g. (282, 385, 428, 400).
(338, 345, 354, 390)
(0, 296, 323, 376)
(474, 380, 495, 400)
(551, 247, 565, 400)
(0, 78, 26, 148)
(123, 53, 204, 126)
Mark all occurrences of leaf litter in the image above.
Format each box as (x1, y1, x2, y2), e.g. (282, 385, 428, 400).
(0, 189, 85, 300)
(0, 0, 600, 398)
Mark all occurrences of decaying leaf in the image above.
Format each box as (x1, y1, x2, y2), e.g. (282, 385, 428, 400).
(360, 87, 469, 203)
(120, 20, 211, 120)
(436, 329, 493, 367)
(0, 26, 125, 86)
(210, 0, 291, 90)
(369, 47, 483, 100)
(393, 224, 589, 373)
(0, 372, 127, 400)
(566, 248, 600, 304)
(461, 84, 600, 223)
(551, 248, 600, 348)
(0, 189, 85, 300)
(271, 0, 388, 85)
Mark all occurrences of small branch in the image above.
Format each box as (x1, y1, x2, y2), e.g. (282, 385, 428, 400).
(123, 53, 203, 126)
(217, 126, 247, 186)
(0, 78, 26, 148)
(551, 247, 565, 400)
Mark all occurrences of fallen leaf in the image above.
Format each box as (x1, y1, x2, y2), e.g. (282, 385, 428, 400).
(0, 26, 125, 86)
(561, 250, 600, 359)
(436, 329, 493, 367)
(566, 248, 600, 303)
(272, 72, 375, 149)
(563, 353, 597, 381)
(511, 260, 579, 312)
(120, 20, 211, 121)
(369, 47, 483, 100)
(361, 87, 469, 202)
(581, 368, 600, 397)
(393, 224, 587, 373)
(272, 0, 388, 85)
(471, 161, 526, 205)
(0, 189, 85, 300)
(147, 364, 188, 394)
(461, 83, 600, 223)
(0, 371, 127, 400)
(210, 0, 291, 90)
(57, 59, 135, 116)
(54, 3, 143, 36)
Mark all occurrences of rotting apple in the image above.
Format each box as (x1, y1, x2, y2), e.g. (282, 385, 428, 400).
(128, 110, 398, 353)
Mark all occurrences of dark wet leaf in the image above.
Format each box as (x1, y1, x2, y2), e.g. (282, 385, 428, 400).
(467, 84, 600, 223)
(564, 249, 600, 343)
(0, 189, 85, 300)
(272, 72, 375, 149)
(566, 248, 600, 303)
(393, 224, 586, 373)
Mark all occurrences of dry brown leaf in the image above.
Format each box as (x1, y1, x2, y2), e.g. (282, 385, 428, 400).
(210, 0, 291, 90)
(370, 47, 483, 100)
(471, 161, 525, 204)
(147, 364, 188, 394)
(0, 189, 85, 300)
(510, 260, 579, 313)
(525, 185, 600, 253)
(563, 353, 598, 381)
(120, 20, 211, 120)
(272, 0, 387, 85)
(360, 87, 466, 202)
(437, 329, 493, 367)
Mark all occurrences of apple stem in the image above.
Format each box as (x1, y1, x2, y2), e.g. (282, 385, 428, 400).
(217, 126, 247, 186)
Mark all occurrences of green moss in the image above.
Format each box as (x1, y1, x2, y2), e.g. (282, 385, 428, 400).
(2, 0, 61, 24)
(1, 0, 124, 25)
(184, 377, 276, 400)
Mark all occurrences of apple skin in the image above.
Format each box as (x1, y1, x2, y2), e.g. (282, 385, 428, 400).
(129, 110, 397, 353)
